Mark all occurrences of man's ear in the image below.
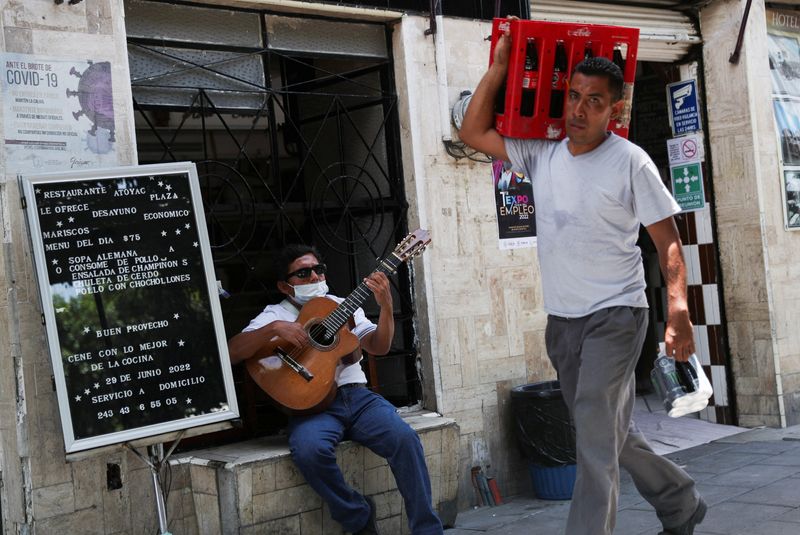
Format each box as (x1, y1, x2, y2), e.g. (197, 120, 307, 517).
(277, 280, 293, 297)
(610, 98, 624, 120)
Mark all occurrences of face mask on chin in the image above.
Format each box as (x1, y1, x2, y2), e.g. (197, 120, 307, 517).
(290, 280, 329, 305)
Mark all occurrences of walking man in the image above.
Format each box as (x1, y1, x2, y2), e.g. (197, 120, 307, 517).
(458, 26, 707, 535)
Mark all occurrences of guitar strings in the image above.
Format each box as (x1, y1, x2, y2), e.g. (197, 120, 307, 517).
(282, 257, 402, 362)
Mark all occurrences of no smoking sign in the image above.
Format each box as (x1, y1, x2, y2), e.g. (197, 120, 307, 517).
(667, 133, 705, 166)
(681, 139, 697, 159)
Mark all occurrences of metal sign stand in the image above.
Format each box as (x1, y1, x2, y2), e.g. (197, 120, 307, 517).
(125, 430, 185, 535)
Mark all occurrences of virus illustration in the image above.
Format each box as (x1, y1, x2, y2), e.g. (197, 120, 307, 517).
(66, 61, 116, 154)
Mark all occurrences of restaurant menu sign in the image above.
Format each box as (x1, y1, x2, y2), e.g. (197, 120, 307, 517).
(22, 162, 238, 453)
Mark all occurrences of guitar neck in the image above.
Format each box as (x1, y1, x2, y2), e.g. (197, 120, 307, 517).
(322, 253, 402, 333)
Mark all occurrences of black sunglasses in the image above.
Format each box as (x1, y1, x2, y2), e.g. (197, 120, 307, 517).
(285, 263, 327, 280)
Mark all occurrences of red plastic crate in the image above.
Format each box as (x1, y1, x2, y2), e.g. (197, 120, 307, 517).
(490, 18, 639, 140)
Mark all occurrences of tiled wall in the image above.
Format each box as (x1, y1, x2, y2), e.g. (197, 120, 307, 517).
(649, 203, 734, 425)
(632, 58, 733, 425)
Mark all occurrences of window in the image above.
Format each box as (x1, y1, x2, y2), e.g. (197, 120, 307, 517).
(126, 0, 421, 446)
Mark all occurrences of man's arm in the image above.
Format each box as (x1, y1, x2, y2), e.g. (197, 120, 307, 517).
(360, 272, 394, 356)
(227, 320, 307, 365)
(458, 27, 511, 161)
(646, 216, 696, 362)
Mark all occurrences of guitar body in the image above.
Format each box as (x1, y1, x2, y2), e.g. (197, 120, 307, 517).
(246, 297, 360, 413)
(244, 228, 431, 414)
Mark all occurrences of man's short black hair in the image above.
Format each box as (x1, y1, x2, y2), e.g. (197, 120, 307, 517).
(273, 244, 323, 281)
(572, 57, 624, 102)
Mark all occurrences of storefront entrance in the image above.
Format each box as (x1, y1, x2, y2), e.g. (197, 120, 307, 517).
(630, 61, 735, 424)
(125, 0, 420, 445)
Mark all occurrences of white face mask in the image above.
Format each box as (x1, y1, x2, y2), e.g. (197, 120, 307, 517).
(291, 280, 328, 304)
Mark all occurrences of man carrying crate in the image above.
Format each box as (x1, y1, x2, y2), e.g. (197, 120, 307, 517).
(458, 24, 707, 535)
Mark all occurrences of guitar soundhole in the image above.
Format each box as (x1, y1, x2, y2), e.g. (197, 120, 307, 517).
(308, 322, 336, 349)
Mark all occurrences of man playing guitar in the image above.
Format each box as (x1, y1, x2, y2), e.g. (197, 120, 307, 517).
(227, 244, 443, 535)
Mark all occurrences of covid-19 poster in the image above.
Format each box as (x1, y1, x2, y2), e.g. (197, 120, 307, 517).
(2, 53, 118, 174)
(492, 160, 536, 249)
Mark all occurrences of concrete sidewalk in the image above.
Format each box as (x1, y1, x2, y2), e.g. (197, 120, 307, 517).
(446, 423, 800, 534)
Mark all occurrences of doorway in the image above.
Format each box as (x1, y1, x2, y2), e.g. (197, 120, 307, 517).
(629, 61, 735, 425)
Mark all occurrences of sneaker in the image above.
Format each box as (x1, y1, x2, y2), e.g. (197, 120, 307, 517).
(354, 496, 381, 535)
(659, 498, 707, 535)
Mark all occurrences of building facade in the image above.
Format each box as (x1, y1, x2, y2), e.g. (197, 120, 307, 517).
(0, 0, 797, 533)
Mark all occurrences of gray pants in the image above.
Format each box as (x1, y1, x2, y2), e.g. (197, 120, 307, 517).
(545, 306, 699, 535)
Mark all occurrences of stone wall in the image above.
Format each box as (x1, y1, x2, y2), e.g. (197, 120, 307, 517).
(11, 1, 800, 531)
(174, 415, 459, 534)
(0, 5, 469, 533)
(4, 416, 457, 534)
(0, 0, 138, 532)
(393, 16, 554, 509)
(700, 0, 800, 427)
(755, 4, 800, 426)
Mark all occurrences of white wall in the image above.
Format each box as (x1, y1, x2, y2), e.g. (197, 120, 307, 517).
(0, 1, 140, 532)
(0, 3, 538, 529)
(393, 15, 556, 507)
(701, 0, 800, 427)
(11, 1, 800, 528)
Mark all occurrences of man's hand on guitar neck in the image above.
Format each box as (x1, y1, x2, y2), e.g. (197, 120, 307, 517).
(364, 272, 392, 309)
(361, 272, 394, 356)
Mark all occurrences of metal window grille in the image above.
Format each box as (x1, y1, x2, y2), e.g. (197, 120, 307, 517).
(126, 0, 420, 443)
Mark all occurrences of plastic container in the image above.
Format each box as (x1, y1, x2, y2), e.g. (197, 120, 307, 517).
(651, 353, 714, 418)
(489, 18, 640, 140)
(510, 381, 576, 466)
(528, 463, 577, 500)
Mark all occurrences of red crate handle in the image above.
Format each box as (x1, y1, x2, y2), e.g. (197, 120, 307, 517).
(490, 18, 640, 140)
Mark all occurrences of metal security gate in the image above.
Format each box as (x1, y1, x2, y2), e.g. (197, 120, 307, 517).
(531, 0, 701, 62)
(126, 0, 419, 442)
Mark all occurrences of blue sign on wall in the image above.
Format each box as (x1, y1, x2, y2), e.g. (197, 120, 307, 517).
(666, 80, 701, 136)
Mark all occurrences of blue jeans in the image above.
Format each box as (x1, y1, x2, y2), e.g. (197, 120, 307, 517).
(288, 385, 443, 534)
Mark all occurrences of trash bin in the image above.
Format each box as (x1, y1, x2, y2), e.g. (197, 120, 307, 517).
(511, 380, 577, 500)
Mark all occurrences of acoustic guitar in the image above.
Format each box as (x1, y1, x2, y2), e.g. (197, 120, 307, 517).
(246, 229, 431, 413)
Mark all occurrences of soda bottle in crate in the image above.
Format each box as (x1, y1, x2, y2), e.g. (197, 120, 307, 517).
(549, 40, 568, 119)
(520, 38, 539, 117)
(489, 18, 639, 141)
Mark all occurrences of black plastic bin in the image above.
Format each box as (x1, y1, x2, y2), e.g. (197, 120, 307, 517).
(510, 380, 576, 467)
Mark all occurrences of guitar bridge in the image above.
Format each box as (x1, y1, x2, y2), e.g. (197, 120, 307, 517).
(275, 347, 314, 382)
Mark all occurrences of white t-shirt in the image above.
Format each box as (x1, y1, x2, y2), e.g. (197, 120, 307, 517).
(243, 297, 376, 385)
(505, 133, 681, 318)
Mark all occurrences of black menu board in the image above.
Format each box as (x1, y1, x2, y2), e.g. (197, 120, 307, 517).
(22, 162, 238, 453)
